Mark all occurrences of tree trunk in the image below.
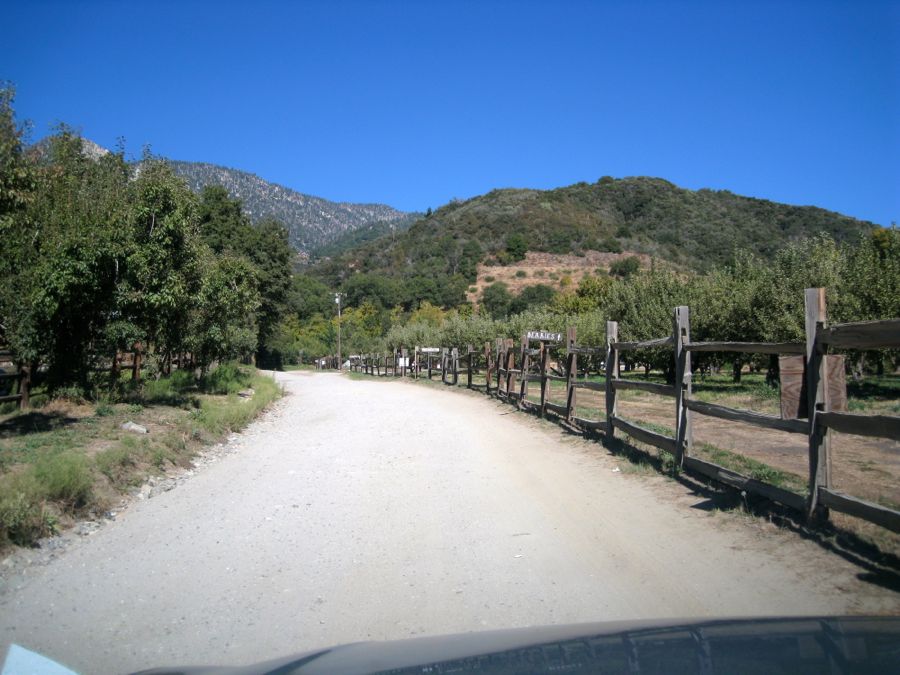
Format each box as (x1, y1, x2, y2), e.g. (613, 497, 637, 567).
(732, 360, 743, 383)
(765, 354, 779, 388)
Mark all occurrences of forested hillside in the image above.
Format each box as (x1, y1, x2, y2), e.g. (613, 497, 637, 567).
(311, 177, 875, 296)
(168, 160, 413, 253)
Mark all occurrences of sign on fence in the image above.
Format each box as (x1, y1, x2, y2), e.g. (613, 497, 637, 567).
(779, 354, 847, 419)
(526, 330, 562, 343)
(420, 347, 441, 353)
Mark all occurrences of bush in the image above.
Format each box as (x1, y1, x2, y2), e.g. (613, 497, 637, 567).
(600, 237, 623, 253)
(54, 385, 87, 404)
(142, 369, 196, 404)
(0, 471, 50, 545)
(515, 270, 527, 278)
(95, 402, 115, 417)
(34, 453, 92, 508)
(505, 233, 527, 262)
(201, 362, 252, 395)
(95, 444, 136, 484)
(609, 256, 641, 278)
(194, 372, 279, 434)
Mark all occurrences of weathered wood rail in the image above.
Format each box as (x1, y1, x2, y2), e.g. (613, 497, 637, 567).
(0, 351, 30, 410)
(337, 288, 900, 534)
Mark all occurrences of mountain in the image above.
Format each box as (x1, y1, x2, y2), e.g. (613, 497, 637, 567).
(310, 214, 419, 260)
(168, 161, 414, 253)
(309, 176, 876, 290)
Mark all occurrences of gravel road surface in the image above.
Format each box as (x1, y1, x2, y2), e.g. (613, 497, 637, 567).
(1, 371, 897, 673)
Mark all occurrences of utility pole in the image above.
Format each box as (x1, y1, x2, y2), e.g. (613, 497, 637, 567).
(335, 292, 343, 370)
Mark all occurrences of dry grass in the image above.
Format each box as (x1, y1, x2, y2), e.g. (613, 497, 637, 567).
(466, 250, 654, 303)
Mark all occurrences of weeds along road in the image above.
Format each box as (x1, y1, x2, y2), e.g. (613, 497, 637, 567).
(2, 371, 898, 673)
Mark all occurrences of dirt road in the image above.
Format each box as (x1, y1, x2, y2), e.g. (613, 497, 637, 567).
(1, 371, 897, 673)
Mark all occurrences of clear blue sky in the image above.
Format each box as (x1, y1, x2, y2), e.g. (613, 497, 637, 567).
(3, 0, 898, 225)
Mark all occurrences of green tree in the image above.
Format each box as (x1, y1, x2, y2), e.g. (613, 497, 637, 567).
(121, 158, 202, 369)
(481, 282, 513, 319)
(505, 233, 527, 262)
(289, 273, 334, 321)
(0, 83, 36, 352)
(509, 284, 556, 314)
(609, 256, 641, 278)
(9, 129, 131, 389)
(190, 254, 260, 368)
(459, 239, 482, 281)
(248, 217, 293, 366)
(197, 185, 255, 254)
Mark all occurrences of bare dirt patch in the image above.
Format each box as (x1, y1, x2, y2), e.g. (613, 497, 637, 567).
(467, 250, 653, 303)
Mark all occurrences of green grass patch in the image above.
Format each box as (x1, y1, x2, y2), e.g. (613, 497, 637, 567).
(692, 442, 807, 494)
(201, 362, 253, 395)
(192, 372, 280, 435)
(0, 471, 54, 545)
(95, 441, 139, 484)
(0, 366, 281, 549)
(33, 452, 93, 508)
(141, 369, 196, 405)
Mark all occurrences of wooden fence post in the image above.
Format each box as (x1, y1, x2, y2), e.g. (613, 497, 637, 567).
(518, 333, 530, 408)
(674, 306, 692, 466)
(132, 342, 142, 382)
(539, 341, 549, 418)
(483, 342, 492, 394)
(504, 338, 516, 398)
(605, 321, 618, 440)
(466, 345, 474, 389)
(495, 338, 503, 393)
(565, 327, 577, 421)
(805, 287, 832, 521)
(18, 364, 30, 410)
(110, 350, 121, 387)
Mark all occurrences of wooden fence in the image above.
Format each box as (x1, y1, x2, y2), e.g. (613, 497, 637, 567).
(0, 351, 31, 410)
(0, 343, 201, 410)
(341, 288, 900, 534)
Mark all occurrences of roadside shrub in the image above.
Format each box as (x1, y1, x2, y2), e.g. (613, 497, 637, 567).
(194, 373, 279, 434)
(95, 444, 135, 484)
(201, 362, 251, 395)
(54, 385, 87, 404)
(34, 452, 93, 508)
(142, 369, 195, 403)
(609, 256, 641, 278)
(515, 270, 527, 278)
(95, 402, 115, 417)
(0, 471, 50, 545)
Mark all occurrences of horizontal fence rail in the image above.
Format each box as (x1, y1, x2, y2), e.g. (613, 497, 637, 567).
(331, 288, 900, 536)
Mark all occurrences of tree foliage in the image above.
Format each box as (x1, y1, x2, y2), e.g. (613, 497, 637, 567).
(0, 93, 294, 390)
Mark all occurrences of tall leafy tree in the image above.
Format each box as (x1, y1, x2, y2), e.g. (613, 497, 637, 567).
(247, 217, 293, 365)
(121, 158, 202, 368)
(11, 128, 131, 389)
